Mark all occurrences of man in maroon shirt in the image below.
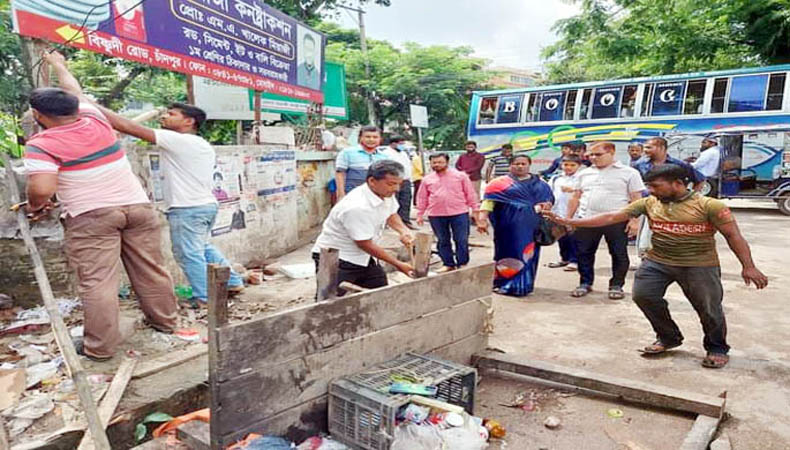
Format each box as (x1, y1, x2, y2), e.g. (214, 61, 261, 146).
(455, 140, 485, 201)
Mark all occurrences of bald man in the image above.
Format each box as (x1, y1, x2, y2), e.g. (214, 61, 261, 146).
(566, 142, 646, 299)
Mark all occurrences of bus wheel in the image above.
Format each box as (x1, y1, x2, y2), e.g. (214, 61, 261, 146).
(778, 196, 790, 216)
(700, 180, 717, 197)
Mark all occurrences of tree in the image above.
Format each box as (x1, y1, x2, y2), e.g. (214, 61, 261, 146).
(322, 26, 492, 149)
(542, 0, 790, 83)
(266, 0, 391, 24)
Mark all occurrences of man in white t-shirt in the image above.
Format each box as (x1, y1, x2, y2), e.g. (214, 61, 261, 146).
(95, 103, 245, 306)
(692, 138, 721, 178)
(313, 160, 415, 295)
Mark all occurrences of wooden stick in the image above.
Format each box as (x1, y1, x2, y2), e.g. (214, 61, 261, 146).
(338, 281, 367, 293)
(474, 352, 726, 418)
(78, 358, 138, 450)
(2, 154, 111, 449)
(316, 248, 339, 301)
(412, 232, 432, 278)
(679, 415, 722, 450)
(208, 264, 230, 450)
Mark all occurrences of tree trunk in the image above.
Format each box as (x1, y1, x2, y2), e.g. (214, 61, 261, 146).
(99, 66, 146, 106)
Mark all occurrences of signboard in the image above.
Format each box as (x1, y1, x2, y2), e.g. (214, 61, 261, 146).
(651, 82, 686, 116)
(194, 62, 347, 120)
(11, 0, 325, 102)
(410, 104, 428, 128)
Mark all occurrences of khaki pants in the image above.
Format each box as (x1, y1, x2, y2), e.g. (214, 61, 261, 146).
(64, 204, 177, 358)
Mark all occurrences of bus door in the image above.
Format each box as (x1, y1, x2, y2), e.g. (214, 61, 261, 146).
(718, 135, 754, 197)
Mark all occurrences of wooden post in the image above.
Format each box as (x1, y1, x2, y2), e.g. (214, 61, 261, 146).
(316, 248, 339, 301)
(186, 75, 195, 104)
(412, 232, 432, 278)
(2, 154, 111, 449)
(253, 91, 262, 144)
(77, 358, 138, 450)
(207, 264, 230, 450)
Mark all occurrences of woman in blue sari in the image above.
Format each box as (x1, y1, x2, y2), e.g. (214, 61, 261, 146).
(477, 155, 554, 296)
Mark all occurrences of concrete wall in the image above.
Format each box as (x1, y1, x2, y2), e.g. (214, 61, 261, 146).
(0, 129, 336, 306)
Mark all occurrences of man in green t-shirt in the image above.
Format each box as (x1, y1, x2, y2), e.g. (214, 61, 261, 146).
(544, 164, 768, 369)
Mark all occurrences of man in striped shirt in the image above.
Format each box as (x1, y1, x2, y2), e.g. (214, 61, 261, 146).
(485, 143, 514, 182)
(23, 51, 177, 361)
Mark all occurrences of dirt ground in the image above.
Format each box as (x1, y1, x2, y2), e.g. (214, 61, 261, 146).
(4, 199, 788, 449)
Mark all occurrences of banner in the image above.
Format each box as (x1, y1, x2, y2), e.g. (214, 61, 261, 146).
(539, 91, 566, 122)
(194, 62, 347, 120)
(11, 0, 325, 102)
(651, 82, 686, 116)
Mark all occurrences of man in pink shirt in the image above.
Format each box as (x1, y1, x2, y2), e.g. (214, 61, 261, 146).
(23, 52, 177, 361)
(416, 153, 480, 272)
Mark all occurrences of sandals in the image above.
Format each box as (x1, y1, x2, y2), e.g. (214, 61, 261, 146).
(570, 285, 592, 297)
(548, 261, 569, 268)
(702, 352, 729, 369)
(563, 264, 578, 272)
(608, 286, 625, 300)
(640, 340, 682, 355)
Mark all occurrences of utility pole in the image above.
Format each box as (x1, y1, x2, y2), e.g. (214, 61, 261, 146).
(338, 4, 377, 126)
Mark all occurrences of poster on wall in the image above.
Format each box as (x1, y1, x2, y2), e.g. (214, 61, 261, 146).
(211, 200, 237, 236)
(212, 155, 243, 202)
(10, 0, 325, 101)
(256, 151, 296, 200)
(148, 153, 164, 202)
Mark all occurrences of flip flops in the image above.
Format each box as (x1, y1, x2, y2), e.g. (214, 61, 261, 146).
(640, 340, 682, 355)
(570, 285, 592, 297)
(608, 286, 625, 300)
(548, 261, 569, 268)
(702, 352, 729, 369)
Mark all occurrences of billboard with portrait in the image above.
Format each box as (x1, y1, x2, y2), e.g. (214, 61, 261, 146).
(10, 0, 325, 102)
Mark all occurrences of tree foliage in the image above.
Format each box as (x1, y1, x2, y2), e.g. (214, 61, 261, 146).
(319, 23, 492, 149)
(265, 0, 391, 25)
(542, 0, 790, 83)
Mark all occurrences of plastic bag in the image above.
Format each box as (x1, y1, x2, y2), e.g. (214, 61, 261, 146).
(439, 426, 488, 450)
(391, 423, 443, 450)
(296, 436, 350, 450)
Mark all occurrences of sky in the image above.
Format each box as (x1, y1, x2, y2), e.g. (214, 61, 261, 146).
(331, 0, 580, 72)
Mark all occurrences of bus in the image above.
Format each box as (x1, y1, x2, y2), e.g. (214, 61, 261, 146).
(467, 66, 790, 213)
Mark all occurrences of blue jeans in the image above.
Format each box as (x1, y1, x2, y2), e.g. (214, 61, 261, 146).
(429, 213, 470, 268)
(166, 204, 244, 301)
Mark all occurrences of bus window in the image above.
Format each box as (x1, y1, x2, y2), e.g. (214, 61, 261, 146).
(766, 73, 786, 111)
(711, 78, 728, 113)
(591, 86, 622, 119)
(728, 74, 769, 112)
(539, 91, 566, 122)
(526, 93, 541, 121)
(620, 85, 638, 118)
(579, 89, 593, 120)
(496, 95, 523, 124)
(684, 79, 706, 115)
(640, 83, 654, 116)
(650, 81, 686, 116)
(565, 90, 578, 120)
(478, 97, 497, 124)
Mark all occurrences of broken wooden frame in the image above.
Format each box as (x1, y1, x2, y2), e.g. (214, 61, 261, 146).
(206, 263, 494, 448)
(474, 352, 727, 449)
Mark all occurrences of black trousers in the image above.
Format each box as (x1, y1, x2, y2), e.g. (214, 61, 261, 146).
(397, 180, 413, 224)
(575, 222, 630, 289)
(312, 252, 388, 296)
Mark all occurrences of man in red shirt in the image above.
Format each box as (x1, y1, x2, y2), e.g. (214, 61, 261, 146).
(455, 140, 485, 200)
(23, 52, 177, 361)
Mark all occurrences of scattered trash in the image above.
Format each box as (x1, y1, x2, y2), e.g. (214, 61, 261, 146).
(607, 408, 624, 418)
(69, 325, 84, 338)
(0, 369, 25, 409)
(126, 349, 142, 358)
(135, 411, 175, 442)
(544, 415, 562, 429)
(12, 344, 46, 367)
(391, 423, 443, 450)
(174, 285, 193, 299)
(119, 284, 132, 299)
(399, 404, 430, 424)
(278, 263, 316, 279)
(174, 328, 201, 342)
(483, 418, 506, 439)
(19, 333, 54, 345)
(296, 436, 350, 450)
(25, 360, 60, 388)
(87, 374, 114, 384)
(3, 394, 54, 420)
(228, 434, 294, 449)
(6, 417, 33, 437)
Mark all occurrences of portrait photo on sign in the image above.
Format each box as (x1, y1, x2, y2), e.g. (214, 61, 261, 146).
(297, 25, 322, 90)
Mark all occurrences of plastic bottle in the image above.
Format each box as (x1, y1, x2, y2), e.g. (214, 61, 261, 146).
(482, 418, 506, 439)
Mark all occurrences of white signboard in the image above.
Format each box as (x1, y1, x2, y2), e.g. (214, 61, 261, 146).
(410, 104, 429, 128)
(193, 77, 280, 121)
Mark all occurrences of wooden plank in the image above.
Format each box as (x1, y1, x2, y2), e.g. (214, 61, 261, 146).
(208, 265, 230, 450)
(214, 299, 487, 439)
(679, 415, 722, 450)
(338, 281, 366, 293)
(316, 248, 339, 301)
(176, 421, 211, 450)
(412, 232, 432, 278)
(132, 345, 207, 379)
(216, 263, 493, 379)
(475, 352, 726, 418)
(78, 358, 137, 450)
(2, 153, 111, 450)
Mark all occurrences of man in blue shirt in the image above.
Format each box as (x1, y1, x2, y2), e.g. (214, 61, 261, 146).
(634, 137, 705, 187)
(335, 126, 390, 199)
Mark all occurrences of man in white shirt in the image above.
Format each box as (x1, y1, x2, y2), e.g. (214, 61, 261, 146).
(548, 155, 583, 271)
(95, 103, 246, 307)
(692, 138, 721, 178)
(566, 142, 645, 299)
(313, 160, 415, 295)
(383, 135, 416, 228)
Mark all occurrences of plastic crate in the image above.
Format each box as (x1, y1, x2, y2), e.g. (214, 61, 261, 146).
(328, 352, 477, 450)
